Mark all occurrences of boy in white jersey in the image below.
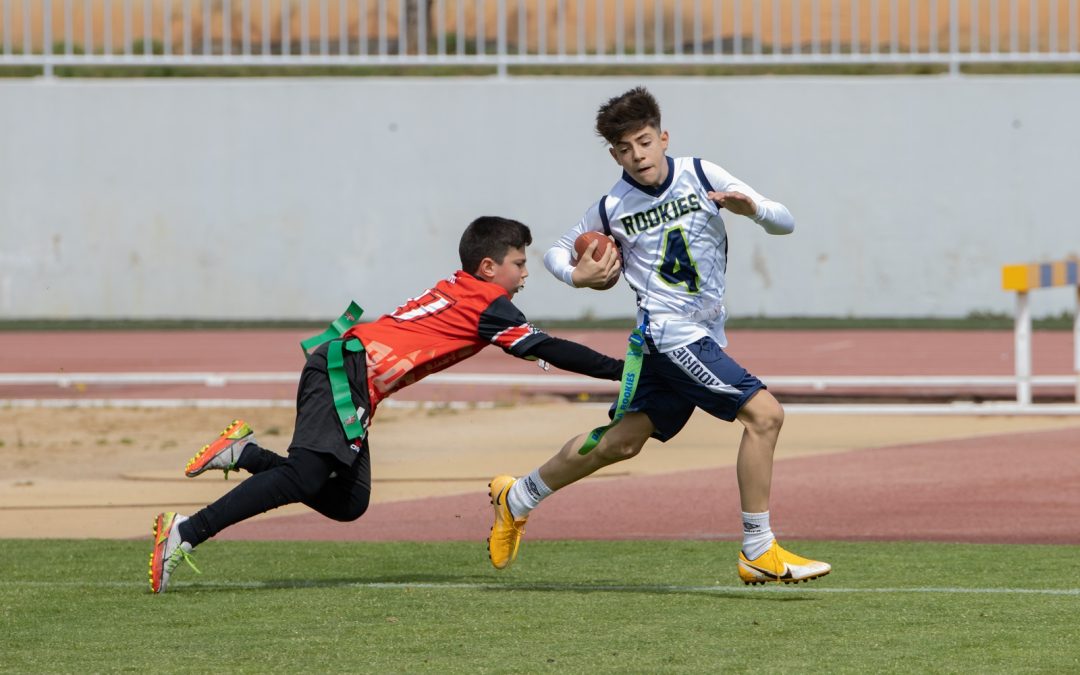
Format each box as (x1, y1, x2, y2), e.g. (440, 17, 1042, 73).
(487, 87, 830, 585)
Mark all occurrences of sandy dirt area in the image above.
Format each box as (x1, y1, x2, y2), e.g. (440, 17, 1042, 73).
(2, 402, 1077, 539)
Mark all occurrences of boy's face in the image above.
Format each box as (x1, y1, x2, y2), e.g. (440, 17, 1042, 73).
(609, 125, 670, 187)
(476, 246, 529, 296)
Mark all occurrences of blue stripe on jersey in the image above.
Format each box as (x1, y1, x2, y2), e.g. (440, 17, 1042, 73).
(693, 158, 715, 193)
(599, 196, 611, 236)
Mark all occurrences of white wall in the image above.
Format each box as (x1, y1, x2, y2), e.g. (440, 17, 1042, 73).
(1, 76, 1078, 321)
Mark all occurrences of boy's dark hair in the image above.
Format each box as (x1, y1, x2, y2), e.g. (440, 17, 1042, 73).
(595, 86, 662, 145)
(458, 216, 533, 272)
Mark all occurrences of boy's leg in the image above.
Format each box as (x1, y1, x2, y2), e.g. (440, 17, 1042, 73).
(151, 341, 372, 593)
(734, 389, 784, 513)
(536, 412, 656, 491)
(633, 337, 830, 584)
(727, 379, 830, 584)
(149, 448, 342, 593)
(297, 439, 372, 522)
(488, 412, 656, 570)
(180, 448, 343, 547)
(488, 350, 696, 570)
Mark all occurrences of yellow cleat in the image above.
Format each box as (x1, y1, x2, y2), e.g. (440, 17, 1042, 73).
(738, 541, 831, 585)
(185, 419, 253, 479)
(487, 475, 528, 570)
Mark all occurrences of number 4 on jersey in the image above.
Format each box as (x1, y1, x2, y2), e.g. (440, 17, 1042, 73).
(657, 226, 701, 293)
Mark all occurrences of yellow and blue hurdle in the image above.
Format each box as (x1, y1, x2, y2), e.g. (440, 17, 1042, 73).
(1002, 260, 1080, 293)
(1001, 258, 1080, 405)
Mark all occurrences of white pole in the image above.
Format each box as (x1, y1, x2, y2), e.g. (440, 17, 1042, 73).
(1015, 291, 1032, 405)
(1074, 285, 1080, 403)
(43, 0, 54, 78)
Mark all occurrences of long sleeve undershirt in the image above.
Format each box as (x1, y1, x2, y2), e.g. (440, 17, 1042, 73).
(522, 337, 624, 381)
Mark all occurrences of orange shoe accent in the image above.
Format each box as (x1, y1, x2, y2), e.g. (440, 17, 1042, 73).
(148, 512, 176, 593)
(185, 419, 253, 478)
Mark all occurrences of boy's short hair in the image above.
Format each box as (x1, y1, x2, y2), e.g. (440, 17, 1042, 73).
(459, 216, 533, 272)
(595, 86, 662, 145)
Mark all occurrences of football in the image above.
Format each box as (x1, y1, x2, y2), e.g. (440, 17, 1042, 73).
(574, 231, 613, 262)
(573, 231, 620, 290)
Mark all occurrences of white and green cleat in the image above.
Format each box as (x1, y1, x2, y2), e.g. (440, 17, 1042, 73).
(148, 512, 199, 594)
(185, 419, 254, 479)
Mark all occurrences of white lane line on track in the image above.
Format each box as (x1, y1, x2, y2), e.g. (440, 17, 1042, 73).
(6, 398, 1080, 415)
(4, 579, 1078, 595)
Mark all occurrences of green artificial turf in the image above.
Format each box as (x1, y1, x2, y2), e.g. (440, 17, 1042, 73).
(1, 539, 1077, 673)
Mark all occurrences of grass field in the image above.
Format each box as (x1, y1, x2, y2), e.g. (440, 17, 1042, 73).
(2, 539, 1078, 673)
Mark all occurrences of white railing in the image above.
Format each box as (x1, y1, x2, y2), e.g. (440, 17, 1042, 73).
(2, 370, 1078, 392)
(2, 1, 1079, 76)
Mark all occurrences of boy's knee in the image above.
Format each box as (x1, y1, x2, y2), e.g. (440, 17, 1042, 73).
(760, 404, 784, 431)
(595, 437, 644, 463)
(329, 497, 369, 522)
(280, 457, 336, 501)
(741, 393, 784, 435)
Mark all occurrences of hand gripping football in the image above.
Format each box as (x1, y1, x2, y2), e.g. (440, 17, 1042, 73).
(573, 232, 620, 290)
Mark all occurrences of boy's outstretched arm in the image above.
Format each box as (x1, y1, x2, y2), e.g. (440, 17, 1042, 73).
(476, 295, 622, 381)
(521, 337, 623, 381)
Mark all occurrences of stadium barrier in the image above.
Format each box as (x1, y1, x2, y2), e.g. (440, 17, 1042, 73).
(4, 371, 1079, 397)
(1001, 258, 1080, 405)
(3, 0, 1080, 75)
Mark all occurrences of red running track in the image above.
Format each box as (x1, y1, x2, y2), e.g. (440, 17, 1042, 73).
(218, 426, 1080, 545)
(2, 329, 1077, 402)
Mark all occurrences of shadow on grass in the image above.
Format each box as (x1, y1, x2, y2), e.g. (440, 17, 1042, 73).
(173, 574, 817, 602)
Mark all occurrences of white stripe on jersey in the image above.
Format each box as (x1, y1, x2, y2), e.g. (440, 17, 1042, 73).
(545, 156, 793, 353)
(491, 324, 536, 349)
(666, 345, 741, 395)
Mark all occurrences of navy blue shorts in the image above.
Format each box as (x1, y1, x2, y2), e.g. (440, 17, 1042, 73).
(611, 335, 765, 442)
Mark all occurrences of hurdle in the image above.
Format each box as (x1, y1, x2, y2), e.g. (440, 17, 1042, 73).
(1001, 258, 1080, 405)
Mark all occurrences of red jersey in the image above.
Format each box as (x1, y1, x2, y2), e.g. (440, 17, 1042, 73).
(344, 271, 548, 413)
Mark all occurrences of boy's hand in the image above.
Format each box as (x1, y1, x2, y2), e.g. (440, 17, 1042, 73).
(571, 239, 622, 289)
(708, 191, 757, 217)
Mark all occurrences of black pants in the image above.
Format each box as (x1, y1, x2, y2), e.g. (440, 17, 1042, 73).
(183, 443, 371, 546)
(183, 341, 373, 547)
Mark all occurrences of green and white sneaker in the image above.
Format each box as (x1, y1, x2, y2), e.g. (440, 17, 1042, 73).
(185, 419, 254, 479)
(148, 512, 199, 594)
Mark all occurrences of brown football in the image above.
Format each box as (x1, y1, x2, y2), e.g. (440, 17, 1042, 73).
(573, 232, 620, 290)
(574, 231, 612, 262)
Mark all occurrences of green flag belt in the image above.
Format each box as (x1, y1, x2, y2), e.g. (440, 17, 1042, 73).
(299, 300, 365, 356)
(326, 338, 367, 441)
(301, 302, 368, 441)
(577, 326, 646, 456)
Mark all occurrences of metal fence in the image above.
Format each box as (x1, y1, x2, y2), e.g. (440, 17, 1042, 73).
(3, 0, 1079, 75)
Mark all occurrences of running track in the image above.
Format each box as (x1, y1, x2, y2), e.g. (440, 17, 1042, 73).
(4, 329, 1079, 544)
(3, 328, 1078, 402)
(218, 425, 1080, 545)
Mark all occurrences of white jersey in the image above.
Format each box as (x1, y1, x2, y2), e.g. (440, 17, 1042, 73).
(545, 156, 794, 353)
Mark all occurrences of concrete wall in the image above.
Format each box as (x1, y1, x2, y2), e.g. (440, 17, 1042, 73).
(1, 76, 1078, 321)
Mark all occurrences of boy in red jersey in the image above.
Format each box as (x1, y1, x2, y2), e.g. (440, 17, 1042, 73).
(148, 216, 623, 593)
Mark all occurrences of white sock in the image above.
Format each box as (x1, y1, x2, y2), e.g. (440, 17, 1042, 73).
(741, 511, 775, 560)
(506, 469, 553, 519)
